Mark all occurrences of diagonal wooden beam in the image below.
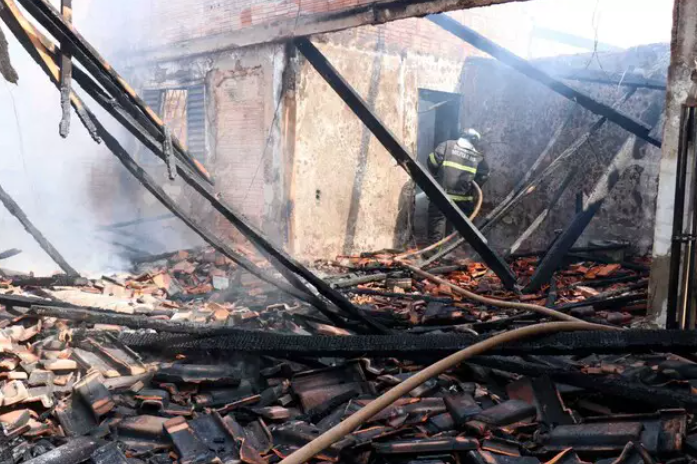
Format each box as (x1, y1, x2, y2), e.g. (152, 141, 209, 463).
(429, 14, 662, 148)
(0, 181, 78, 276)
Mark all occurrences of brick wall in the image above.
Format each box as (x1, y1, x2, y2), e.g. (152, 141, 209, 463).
(143, 0, 390, 49)
(137, 0, 527, 58)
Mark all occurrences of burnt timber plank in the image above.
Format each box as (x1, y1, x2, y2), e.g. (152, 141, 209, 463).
(0, 181, 78, 276)
(58, 0, 71, 137)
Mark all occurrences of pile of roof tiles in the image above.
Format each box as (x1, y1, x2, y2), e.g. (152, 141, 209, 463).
(0, 245, 679, 464)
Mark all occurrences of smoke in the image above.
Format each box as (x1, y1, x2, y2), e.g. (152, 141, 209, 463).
(0, 0, 201, 277)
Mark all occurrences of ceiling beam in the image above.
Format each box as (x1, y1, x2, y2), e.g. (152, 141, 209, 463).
(127, 0, 532, 64)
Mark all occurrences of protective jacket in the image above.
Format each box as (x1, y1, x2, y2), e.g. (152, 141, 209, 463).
(427, 137, 489, 201)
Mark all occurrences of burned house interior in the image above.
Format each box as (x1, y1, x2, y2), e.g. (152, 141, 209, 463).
(3, 0, 697, 463)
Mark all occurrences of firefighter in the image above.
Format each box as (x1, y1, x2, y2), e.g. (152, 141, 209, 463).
(426, 128, 489, 243)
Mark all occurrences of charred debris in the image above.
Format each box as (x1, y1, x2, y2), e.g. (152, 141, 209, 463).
(0, 243, 685, 464)
(0, 0, 689, 464)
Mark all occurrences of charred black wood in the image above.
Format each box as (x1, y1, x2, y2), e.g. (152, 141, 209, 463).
(0, 2, 98, 141)
(21, 437, 102, 464)
(569, 274, 646, 288)
(373, 437, 478, 454)
(295, 37, 517, 290)
(0, 15, 361, 330)
(549, 68, 667, 90)
(118, 329, 697, 357)
(58, 0, 72, 137)
(471, 356, 697, 411)
(566, 253, 651, 272)
(9, 274, 88, 287)
(30, 304, 270, 336)
(341, 287, 456, 304)
(329, 273, 387, 288)
(553, 282, 648, 312)
(0, 181, 78, 276)
(0, 22, 17, 83)
(429, 14, 660, 148)
(4, 13, 381, 334)
(98, 213, 176, 231)
(508, 170, 577, 256)
(14, 0, 211, 184)
(0, 248, 21, 260)
(546, 279, 558, 307)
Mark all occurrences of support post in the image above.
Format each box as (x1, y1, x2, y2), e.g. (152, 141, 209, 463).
(428, 14, 661, 148)
(666, 105, 697, 329)
(295, 37, 517, 289)
(0, 181, 78, 276)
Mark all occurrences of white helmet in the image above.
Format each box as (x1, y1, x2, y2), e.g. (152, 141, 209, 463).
(461, 128, 481, 143)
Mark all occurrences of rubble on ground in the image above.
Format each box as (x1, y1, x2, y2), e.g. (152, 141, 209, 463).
(0, 244, 684, 464)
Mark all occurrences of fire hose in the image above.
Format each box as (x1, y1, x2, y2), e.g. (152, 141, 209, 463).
(278, 321, 616, 464)
(278, 246, 621, 464)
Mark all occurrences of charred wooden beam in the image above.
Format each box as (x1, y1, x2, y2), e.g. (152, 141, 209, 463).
(13, 0, 212, 184)
(0, 4, 380, 333)
(295, 37, 517, 289)
(0, 6, 386, 332)
(429, 14, 661, 148)
(548, 68, 667, 91)
(0, 181, 78, 276)
(0, 0, 99, 141)
(58, 0, 71, 137)
(98, 213, 176, 230)
(9, 274, 88, 287)
(0, 21, 17, 83)
(0, 248, 21, 260)
(508, 169, 576, 256)
(21, 437, 102, 464)
(117, 328, 697, 358)
(471, 356, 697, 411)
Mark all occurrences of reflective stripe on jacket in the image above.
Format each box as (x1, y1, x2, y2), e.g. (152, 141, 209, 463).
(427, 138, 487, 197)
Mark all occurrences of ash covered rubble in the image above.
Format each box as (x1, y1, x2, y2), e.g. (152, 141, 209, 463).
(1, 244, 693, 464)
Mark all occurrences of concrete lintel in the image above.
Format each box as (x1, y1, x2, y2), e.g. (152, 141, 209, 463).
(123, 0, 530, 65)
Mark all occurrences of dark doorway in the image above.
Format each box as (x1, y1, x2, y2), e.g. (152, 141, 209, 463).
(417, 89, 462, 170)
(413, 89, 462, 240)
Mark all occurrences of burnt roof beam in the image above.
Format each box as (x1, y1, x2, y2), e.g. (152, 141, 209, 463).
(428, 14, 662, 148)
